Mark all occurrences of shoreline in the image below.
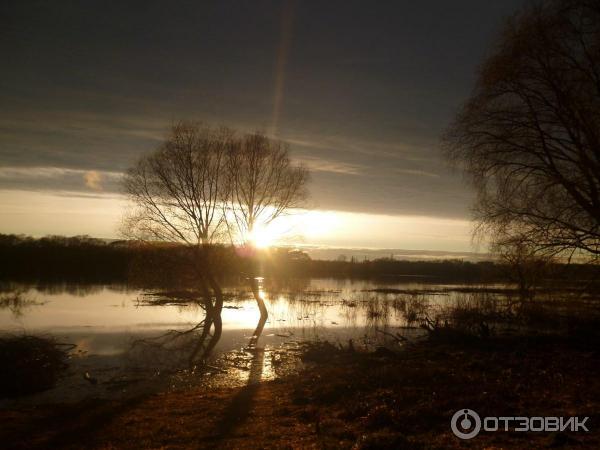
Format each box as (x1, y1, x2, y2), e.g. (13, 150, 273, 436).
(2, 333, 599, 449)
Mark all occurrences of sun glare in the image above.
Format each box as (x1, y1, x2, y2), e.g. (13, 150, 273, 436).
(249, 226, 275, 249)
(243, 210, 342, 249)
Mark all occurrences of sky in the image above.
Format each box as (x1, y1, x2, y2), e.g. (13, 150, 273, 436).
(0, 0, 524, 253)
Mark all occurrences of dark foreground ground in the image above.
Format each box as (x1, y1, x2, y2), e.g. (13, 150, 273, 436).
(1, 332, 599, 450)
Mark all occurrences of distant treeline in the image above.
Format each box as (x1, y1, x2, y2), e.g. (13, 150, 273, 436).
(0, 234, 597, 286)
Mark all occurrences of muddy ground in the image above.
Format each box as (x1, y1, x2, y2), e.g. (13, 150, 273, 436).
(1, 332, 599, 449)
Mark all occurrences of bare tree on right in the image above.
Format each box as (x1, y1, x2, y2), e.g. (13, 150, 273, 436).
(444, 0, 600, 261)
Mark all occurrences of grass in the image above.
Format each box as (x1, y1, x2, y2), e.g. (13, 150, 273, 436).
(0, 335, 71, 398)
(1, 329, 599, 449)
(0, 291, 42, 318)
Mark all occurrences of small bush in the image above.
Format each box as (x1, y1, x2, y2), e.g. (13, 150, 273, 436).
(0, 335, 70, 398)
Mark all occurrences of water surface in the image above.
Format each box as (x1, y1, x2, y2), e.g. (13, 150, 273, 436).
(0, 278, 502, 404)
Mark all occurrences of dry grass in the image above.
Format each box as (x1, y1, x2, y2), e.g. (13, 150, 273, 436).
(1, 332, 599, 449)
(0, 335, 71, 398)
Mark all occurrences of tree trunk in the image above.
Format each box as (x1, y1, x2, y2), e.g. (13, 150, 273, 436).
(249, 277, 268, 347)
(188, 270, 215, 366)
(188, 248, 225, 363)
(202, 310, 222, 359)
(202, 268, 224, 360)
(188, 312, 213, 366)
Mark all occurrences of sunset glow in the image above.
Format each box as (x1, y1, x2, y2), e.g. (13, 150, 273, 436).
(248, 225, 276, 249)
(2, 2, 595, 448)
(0, 190, 474, 252)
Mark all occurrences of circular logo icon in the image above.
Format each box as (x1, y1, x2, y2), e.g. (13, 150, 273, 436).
(451, 409, 481, 440)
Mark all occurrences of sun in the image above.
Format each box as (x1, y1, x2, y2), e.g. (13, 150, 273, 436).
(248, 225, 275, 249)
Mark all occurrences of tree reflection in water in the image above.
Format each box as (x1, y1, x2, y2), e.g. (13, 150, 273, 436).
(129, 278, 272, 371)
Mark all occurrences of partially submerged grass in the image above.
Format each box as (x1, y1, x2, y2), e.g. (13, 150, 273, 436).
(0, 291, 42, 318)
(2, 288, 600, 448)
(0, 335, 71, 398)
(138, 289, 252, 307)
(137, 289, 206, 306)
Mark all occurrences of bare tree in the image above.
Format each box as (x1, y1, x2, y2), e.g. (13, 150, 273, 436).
(226, 131, 309, 342)
(227, 132, 308, 242)
(122, 122, 232, 361)
(493, 236, 555, 300)
(123, 124, 309, 358)
(443, 0, 600, 260)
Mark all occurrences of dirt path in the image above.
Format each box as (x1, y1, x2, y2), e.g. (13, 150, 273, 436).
(2, 380, 321, 449)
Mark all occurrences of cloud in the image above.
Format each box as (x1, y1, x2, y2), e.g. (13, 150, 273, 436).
(0, 166, 122, 194)
(0, 167, 72, 179)
(84, 171, 102, 190)
(285, 134, 436, 162)
(396, 168, 440, 178)
(295, 155, 362, 175)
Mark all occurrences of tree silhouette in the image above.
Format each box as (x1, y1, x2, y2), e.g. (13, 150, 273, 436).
(226, 131, 308, 342)
(444, 0, 600, 260)
(123, 122, 233, 361)
(123, 122, 309, 360)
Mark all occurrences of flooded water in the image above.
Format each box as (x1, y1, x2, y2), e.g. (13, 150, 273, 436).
(0, 278, 501, 351)
(0, 278, 508, 404)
